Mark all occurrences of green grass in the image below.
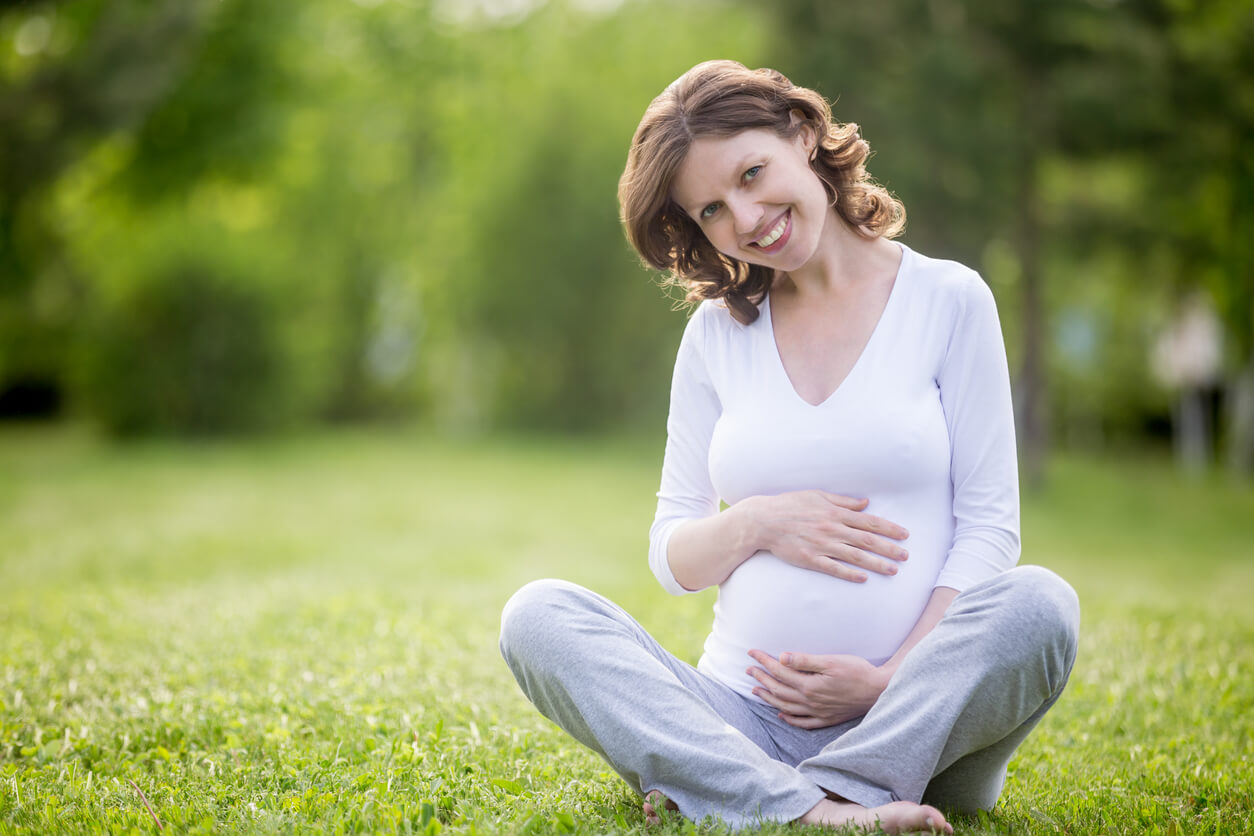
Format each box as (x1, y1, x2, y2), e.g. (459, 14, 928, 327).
(1, 424, 1251, 834)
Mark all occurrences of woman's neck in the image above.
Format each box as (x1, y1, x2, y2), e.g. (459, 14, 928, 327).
(776, 211, 899, 300)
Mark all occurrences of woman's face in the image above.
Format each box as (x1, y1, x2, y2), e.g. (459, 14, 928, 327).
(670, 126, 831, 274)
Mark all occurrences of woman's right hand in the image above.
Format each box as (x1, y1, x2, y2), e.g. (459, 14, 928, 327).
(744, 490, 909, 582)
(665, 490, 909, 592)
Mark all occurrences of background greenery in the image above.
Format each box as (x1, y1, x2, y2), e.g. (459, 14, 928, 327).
(1, 427, 1252, 833)
(3, 1, 1253, 833)
(2, 0, 1253, 479)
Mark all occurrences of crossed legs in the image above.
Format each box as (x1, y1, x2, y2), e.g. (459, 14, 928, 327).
(795, 566, 1080, 811)
(499, 578, 826, 828)
(498, 566, 1078, 830)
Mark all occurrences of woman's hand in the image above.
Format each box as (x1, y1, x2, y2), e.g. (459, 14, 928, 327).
(748, 588, 960, 728)
(746, 649, 892, 728)
(664, 490, 908, 592)
(746, 490, 910, 583)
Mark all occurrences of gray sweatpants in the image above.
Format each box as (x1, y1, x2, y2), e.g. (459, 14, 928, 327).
(499, 565, 1079, 830)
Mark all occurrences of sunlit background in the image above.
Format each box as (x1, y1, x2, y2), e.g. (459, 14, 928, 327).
(0, 0, 1249, 482)
(2, 3, 1254, 832)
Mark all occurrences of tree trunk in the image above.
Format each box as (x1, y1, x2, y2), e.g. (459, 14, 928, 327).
(1174, 387, 1210, 474)
(1015, 153, 1047, 491)
(1226, 352, 1254, 481)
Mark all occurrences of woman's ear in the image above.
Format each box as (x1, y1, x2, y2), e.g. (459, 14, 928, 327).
(788, 110, 817, 157)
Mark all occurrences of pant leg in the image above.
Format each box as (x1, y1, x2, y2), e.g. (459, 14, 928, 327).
(796, 565, 1080, 811)
(499, 579, 826, 829)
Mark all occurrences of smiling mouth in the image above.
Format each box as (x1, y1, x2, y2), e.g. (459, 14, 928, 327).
(750, 212, 790, 250)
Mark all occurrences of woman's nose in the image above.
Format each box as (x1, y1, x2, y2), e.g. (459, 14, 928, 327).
(729, 197, 763, 237)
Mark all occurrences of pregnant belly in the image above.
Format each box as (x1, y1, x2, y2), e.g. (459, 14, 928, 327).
(713, 551, 938, 665)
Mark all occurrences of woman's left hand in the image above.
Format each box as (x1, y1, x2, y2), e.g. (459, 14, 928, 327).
(746, 650, 892, 728)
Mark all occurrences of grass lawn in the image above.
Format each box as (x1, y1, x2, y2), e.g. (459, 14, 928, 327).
(1, 424, 1252, 834)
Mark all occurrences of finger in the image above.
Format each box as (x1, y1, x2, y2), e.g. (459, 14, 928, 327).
(820, 493, 870, 511)
(779, 712, 828, 729)
(754, 687, 812, 715)
(747, 650, 809, 686)
(744, 665, 783, 692)
(810, 555, 868, 583)
(843, 527, 910, 561)
(778, 651, 825, 674)
(827, 544, 899, 576)
(838, 506, 910, 541)
(745, 664, 808, 703)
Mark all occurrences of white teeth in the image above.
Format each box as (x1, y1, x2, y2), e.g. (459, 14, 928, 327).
(755, 214, 788, 247)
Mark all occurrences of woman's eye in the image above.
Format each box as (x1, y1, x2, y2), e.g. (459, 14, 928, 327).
(744, 165, 762, 181)
(700, 203, 720, 220)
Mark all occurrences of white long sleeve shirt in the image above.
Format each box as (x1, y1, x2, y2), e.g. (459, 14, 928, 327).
(649, 243, 1020, 699)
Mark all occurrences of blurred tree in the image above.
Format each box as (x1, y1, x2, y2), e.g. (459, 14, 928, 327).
(28, 0, 449, 430)
(1030, 0, 1254, 475)
(114, 0, 295, 200)
(10, 0, 1243, 451)
(78, 261, 284, 436)
(770, 0, 1254, 480)
(419, 0, 770, 432)
(0, 0, 209, 415)
(1139, 0, 1254, 477)
(769, 0, 1091, 485)
(9, 0, 775, 435)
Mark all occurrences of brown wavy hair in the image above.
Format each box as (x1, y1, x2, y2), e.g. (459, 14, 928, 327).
(618, 60, 905, 324)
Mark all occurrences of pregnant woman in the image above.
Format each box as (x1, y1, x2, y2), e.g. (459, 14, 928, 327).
(499, 60, 1079, 833)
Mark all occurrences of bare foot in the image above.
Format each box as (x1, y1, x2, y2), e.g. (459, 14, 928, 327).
(642, 790, 679, 826)
(799, 798, 952, 834)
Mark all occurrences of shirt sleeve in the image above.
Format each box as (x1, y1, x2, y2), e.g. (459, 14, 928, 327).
(933, 273, 1021, 591)
(648, 305, 722, 595)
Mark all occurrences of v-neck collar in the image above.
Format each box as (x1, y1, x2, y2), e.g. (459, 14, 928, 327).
(762, 242, 910, 408)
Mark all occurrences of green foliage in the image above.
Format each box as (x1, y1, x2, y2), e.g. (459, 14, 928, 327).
(3, 0, 775, 435)
(769, 0, 1254, 468)
(0, 0, 212, 393)
(75, 262, 286, 436)
(120, 0, 293, 200)
(417, 1, 770, 431)
(2, 0, 1252, 456)
(0, 428, 1252, 833)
